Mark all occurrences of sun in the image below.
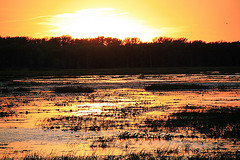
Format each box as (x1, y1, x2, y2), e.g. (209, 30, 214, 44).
(42, 8, 163, 42)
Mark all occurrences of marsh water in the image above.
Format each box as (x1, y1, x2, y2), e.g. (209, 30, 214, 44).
(0, 73, 239, 158)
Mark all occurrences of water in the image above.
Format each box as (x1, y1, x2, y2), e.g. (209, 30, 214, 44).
(0, 73, 239, 158)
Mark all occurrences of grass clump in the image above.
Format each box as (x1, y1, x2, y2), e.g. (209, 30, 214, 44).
(188, 151, 240, 160)
(145, 83, 210, 91)
(16, 150, 240, 160)
(53, 86, 95, 93)
(166, 106, 240, 140)
(0, 110, 15, 117)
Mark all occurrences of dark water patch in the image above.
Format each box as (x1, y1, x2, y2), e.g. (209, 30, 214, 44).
(143, 118, 165, 129)
(183, 105, 206, 110)
(1, 87, 32, 94)
(6, 81, 39, 87)
(53, 86, 95, 93)
(13, 87, 31, 92)
(0, 88, 10, 94)
(213, 83, 240, 91)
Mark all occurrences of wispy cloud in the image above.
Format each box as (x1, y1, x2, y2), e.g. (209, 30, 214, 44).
(0, 15, 52, 24)
(29, 15, 51, 21)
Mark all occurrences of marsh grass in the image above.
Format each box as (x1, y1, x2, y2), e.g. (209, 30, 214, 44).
(2, 150, 238, 160)
(1, 72, 239, 160)
(145, 84, 211, 91)
(0, 86, 31, 94)
(40, 105, 240, 141)
(145, 83, 240, 91)
(1, 67, 240, 80)
(166, 106, 240, 140)
(40, 115, 134, 131)
(0, 110, 15, 117)
(39, 105, 149, 131)
(21, 153, 98, 160)
(53, 86, 95, 93)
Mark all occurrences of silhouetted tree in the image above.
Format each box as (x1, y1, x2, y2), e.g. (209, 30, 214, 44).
(0, 36, 239, 70)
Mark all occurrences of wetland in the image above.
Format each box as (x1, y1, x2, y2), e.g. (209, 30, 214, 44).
(0, 71, 239, 159)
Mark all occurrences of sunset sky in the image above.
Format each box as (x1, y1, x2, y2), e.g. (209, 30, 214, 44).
(1, 0, 240, 42)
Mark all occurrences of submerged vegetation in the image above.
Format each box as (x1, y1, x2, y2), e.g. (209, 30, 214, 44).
(0, 36, 240, 70)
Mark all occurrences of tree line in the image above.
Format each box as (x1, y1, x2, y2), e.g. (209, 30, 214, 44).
(0, 36, 239, 70)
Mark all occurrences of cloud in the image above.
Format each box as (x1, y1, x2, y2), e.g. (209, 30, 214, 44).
(0, 15, 52, 24)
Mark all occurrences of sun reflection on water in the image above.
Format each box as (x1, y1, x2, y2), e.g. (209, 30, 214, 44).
(0, 73, 239, 158)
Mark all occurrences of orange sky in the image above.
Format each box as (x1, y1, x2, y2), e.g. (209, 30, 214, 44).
(0, 0, 240, 42)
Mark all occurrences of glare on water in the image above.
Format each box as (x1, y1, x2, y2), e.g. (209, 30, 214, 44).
(0, 73, 239, 158)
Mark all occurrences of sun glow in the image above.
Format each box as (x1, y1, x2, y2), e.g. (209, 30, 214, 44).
(42, 8, 163, 42)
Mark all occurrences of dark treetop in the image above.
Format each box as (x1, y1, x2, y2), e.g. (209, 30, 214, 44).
(1, 36, 239, 70)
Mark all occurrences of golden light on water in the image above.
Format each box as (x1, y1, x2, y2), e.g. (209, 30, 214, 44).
(0, 74, 240, 158)
(42, 8, 163, 42)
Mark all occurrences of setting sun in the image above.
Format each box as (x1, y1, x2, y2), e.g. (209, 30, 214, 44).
(0, 0, 240, 159)
(41, 8, 163, 42)
(0, 0, 240, 42)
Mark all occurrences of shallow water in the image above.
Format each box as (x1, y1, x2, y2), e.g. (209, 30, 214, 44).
(0, 73, 239, 158)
